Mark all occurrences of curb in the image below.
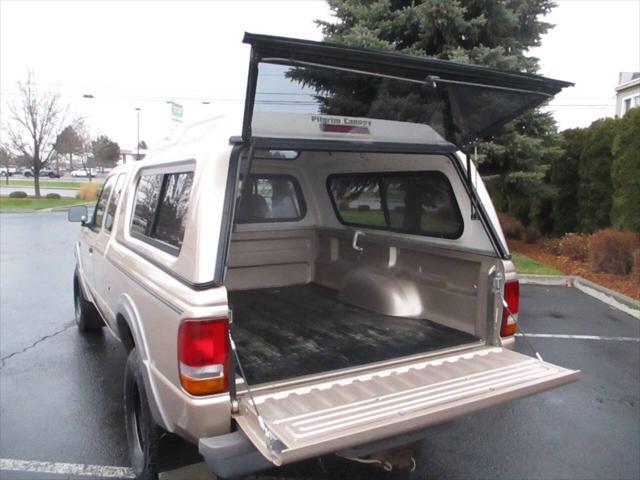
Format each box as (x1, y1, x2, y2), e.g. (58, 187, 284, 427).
(520, 274, 640, 320)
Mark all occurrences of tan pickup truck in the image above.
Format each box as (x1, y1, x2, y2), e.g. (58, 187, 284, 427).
(68, 33, 579, 480)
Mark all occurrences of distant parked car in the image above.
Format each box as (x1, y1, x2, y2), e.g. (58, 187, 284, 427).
(0, 167, 13, 177)
(40, 169, 61, 178)
(70, 168, 95, 178)
(22, 168, 61, 178)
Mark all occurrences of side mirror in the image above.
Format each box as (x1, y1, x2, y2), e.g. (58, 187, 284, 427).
(68, 205, 88, 224)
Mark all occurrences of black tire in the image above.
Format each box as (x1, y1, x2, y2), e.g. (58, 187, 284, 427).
(124, 348, 163, 480)
(73, 274, 103, 332)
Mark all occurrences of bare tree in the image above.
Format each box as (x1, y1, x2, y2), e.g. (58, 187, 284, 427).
(4, 72, 67, 196)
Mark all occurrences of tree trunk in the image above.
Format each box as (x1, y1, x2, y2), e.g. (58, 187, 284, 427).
(34, 173, 41, 198)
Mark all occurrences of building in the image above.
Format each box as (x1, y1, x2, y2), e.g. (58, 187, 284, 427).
(615, 72, 640, 117)
(118, 148, 148, 165)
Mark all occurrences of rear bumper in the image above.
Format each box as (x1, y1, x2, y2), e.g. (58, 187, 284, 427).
(198, 426, 432, 478)
(199, 430, 273, 478)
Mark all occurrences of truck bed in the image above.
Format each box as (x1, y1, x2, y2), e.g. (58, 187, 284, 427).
(229, 284, 478, 385)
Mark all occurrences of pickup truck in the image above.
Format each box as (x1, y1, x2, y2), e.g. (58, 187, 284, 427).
(67, 33, 579, 480)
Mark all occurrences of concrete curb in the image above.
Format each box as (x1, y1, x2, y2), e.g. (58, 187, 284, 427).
(520, 274, 640, 320)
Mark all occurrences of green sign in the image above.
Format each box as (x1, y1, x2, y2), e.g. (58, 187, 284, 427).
(170, 102, 183, 123)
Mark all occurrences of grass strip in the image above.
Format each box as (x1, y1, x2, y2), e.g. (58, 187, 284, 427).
(0, 196, 92, 210)
(512, 252, 564, 275)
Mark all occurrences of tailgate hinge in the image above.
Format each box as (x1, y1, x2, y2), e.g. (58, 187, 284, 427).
(228, 330, 285, 455)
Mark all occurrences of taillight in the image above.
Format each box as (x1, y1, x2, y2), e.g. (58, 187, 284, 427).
(178, 317, 230, 396)
(500, 280, 519, 337)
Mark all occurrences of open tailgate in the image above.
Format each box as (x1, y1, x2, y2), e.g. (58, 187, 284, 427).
(235, 345, 579, 466)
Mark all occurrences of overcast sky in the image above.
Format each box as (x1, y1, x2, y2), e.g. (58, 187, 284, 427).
(1, 0, 638, 149)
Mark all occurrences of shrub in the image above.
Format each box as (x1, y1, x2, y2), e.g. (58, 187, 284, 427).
(8, 191, 27, 198)
(541, 238, 562, 255)
(632, 249, 640, 284)
(523, 226, 540, 244)
(76, 183, 99, 201)
(45, 193, 61, 199)
(559, 233, 590, 261)
(498, 212, 524, 240)
(589, 229, 640, 275)
(611, 108, 640, 233)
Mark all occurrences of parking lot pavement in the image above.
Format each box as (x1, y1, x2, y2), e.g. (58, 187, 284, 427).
(1, 212, 638, 480)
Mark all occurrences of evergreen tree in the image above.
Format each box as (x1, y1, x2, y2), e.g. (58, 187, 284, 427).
(577, 117, 619, 233)
(549, 127, 586, 235)
(611, 108, 640, 233)
(310, 0, 562, 230)
(91, 135, 120, 169)
(54, 125, 84, 172)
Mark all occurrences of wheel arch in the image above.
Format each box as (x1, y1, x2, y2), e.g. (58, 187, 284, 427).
(115, 294, 171, 431)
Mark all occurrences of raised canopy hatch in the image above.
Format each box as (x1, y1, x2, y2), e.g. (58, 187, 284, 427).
(241, 32, 573, 149)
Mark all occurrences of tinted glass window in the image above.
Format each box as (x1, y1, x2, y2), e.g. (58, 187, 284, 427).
(329, 176, 386, 227)
(153, 172, 194, 249)
(236, 175, 305, 223)
(104, 174, 127, 232)
(93, 175, 116, 229)
(253, 63, 550, 147)
(328, 172, 463, 238)
(131, 174, 162, 237)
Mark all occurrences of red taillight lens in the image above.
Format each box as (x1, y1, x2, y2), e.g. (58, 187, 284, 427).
(178, 318, 229, 396)
(501, 280, 520, 337)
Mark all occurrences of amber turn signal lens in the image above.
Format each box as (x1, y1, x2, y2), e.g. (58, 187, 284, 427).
(179, 373, 227, 396)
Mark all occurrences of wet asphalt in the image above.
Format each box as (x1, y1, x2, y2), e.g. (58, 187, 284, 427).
(0, 211, 638, 480)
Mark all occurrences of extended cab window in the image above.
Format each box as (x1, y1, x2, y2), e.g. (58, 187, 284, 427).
(93, 175, 116, 229)
(328, 172, 463, 239)
(104, 174, 127, 232)
(130, 171, 194, 253)
(236, 175, 306, 223)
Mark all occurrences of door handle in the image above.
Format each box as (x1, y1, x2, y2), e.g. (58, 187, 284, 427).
(352, 230, 365, 252)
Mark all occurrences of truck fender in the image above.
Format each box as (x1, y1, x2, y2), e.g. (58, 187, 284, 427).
(114, 294, 171, 432)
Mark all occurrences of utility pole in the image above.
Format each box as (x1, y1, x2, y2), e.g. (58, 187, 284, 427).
(135, 108, 141, 161)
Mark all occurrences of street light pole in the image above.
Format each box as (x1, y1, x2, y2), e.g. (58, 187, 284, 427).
(135, 108, 141, 161)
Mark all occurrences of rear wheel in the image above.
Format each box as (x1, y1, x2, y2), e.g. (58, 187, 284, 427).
(73, 274, 103, 332)
(124, 348, 163, 480)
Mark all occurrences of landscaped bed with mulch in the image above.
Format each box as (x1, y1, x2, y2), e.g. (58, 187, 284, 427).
(510, 239, 639, 300)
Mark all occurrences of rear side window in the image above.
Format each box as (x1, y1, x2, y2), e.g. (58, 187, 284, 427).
(93, 175, 116, 229)
(236, 175, 306, 223)
(153, 173, 194, 248)
(130, 170, 194, 253)
(328, 171, 463, 239)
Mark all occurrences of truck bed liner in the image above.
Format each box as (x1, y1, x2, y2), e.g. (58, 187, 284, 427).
(229, 284, 478, 385)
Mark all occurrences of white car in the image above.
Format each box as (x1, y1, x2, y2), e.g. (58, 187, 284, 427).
(70, 168, 95, 178)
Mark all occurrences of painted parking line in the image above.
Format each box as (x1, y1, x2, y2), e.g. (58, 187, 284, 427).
(516, 333, 640, 342)
(0, 458, 134, 479)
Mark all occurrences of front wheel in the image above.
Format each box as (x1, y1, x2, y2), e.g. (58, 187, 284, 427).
(73, 274, 103, 332)
(124, 348, 163, 480)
